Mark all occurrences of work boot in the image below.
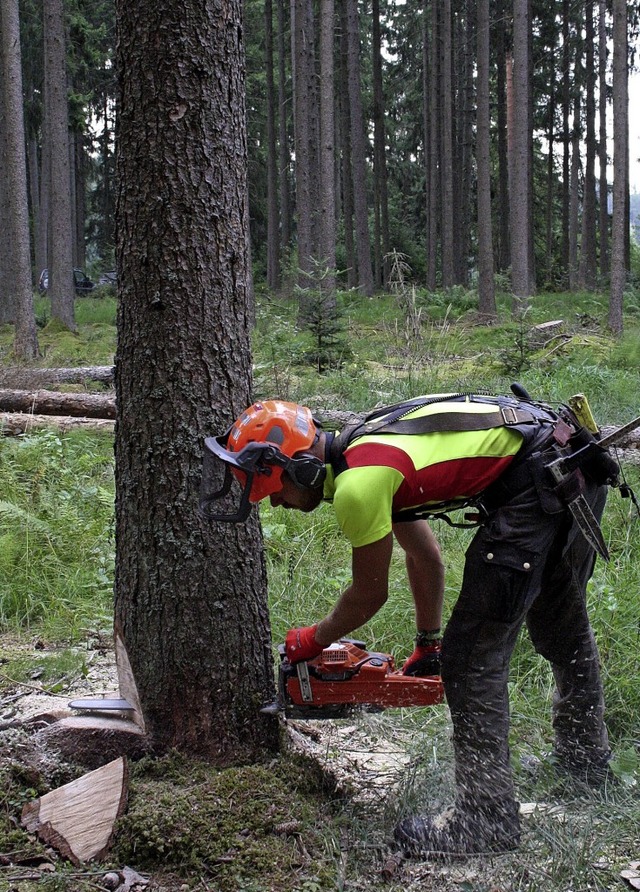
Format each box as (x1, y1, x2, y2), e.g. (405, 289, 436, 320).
(521, 747, 615, 788)
(553, 745, 615, 787)
(394, 803, 521, 858)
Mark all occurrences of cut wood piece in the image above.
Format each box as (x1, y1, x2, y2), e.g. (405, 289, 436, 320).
(0, 389, 115, 418)
(38, 715, 150, 769)
(21, 756, 128, 865)
(0, 413, 115, 435)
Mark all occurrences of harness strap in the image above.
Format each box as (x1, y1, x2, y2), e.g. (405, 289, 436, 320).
(328, 395, 556, 476)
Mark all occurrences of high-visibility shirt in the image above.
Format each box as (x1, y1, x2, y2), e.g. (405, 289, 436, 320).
(322, 400, 525, 548)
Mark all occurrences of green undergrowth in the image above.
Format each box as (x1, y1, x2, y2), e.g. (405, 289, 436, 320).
(1, 285, 640, 891)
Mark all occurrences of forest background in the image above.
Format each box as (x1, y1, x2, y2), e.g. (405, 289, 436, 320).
(2, 1, 640, 891)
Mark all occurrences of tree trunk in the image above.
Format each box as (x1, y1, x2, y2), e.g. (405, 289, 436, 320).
(561, 0, 571, 280)
(44, 0, 76, 330)
(338, 7, 356, 290)
(578, 0, 597, 290)
(598, 0, 609, 280)
(510, 0, 533, 308)
(372, 0, 389, 289)
(0, 0, 39, 358)
(426, 0, 439, 291)
(569, 39, 583, 291)
(440, 0, 454, 289)
(494, 0, 510, 273)
(609, 0, 627, 334)
(265, 0, 281, 290)
(114, 0, 279, 761)
(291, 0, 315, 296)
(476, 0, 496, 319)
(345, 0, 373, 296)
(318, 0, 336, 299)
(277, 0, 291, 261)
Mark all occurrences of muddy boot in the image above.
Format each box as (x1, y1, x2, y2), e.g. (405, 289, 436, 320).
(394, 801, 521, 859)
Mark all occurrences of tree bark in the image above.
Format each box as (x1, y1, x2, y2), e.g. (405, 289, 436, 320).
(318, 0, 336, 298)
(578, 0, 597, 290)
(609, 0, 627, 334)
(476, 0, 496, 319)
(510, 0, 533, 307)
(115, 0, 278, 761)
(44, 0, 76, 330)
(265, 0, 281, 290)
(345, 0, 373, 296)
(0, 0, 39, 358)
(598, 0, 609, 280)
(440, 0, 454, 289)
(372, 0, 390, 288)
(277, 0, 291, 261)
(495, 0, 510, 273)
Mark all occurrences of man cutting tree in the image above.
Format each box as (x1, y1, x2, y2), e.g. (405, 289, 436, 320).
(202, 389, 621, 857)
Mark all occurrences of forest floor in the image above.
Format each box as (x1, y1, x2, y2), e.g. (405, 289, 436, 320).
(2, 634, 637, 892)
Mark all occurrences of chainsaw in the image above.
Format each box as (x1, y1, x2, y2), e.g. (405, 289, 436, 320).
(261, 638, 444, 719)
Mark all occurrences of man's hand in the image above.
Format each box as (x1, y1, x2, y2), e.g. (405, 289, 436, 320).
(285, 624, 324, 663)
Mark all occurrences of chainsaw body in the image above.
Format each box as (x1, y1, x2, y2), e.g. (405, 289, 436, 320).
(265, 639, 444, 719)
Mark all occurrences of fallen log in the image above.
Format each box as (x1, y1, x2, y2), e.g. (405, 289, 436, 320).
(0, 389, 115, 418)
(0, 413, 115, 435)
(0, 366, 114, 387)
(21, 757, 128, 865)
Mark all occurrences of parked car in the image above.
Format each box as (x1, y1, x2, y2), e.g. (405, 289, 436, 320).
(38, 268, 95, 295)
(98, 270, 117, 286)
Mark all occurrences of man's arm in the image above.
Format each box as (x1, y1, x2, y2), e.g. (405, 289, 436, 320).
(392, 520, 444, 633)
(314, 533, 394, 646)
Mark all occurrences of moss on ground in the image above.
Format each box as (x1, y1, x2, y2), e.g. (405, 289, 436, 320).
(112, 750, 337, 890)
(0, 742, 341, 892)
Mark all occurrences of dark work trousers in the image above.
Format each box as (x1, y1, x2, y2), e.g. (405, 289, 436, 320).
(440, 455, 609, 827)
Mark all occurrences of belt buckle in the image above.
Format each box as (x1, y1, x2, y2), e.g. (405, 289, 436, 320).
(501, 406, 519, 425)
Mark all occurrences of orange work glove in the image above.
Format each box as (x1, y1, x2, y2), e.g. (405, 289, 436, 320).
(284, 624, 324, 663)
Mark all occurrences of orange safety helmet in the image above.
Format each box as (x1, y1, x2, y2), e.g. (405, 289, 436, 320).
(201, 401, 326, 522)
(227, 400, 320, 501)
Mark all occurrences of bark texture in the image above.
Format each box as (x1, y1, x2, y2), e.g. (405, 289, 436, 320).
(115, 0, 278, 761)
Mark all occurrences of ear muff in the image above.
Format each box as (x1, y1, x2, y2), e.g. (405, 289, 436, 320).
(285, 453, 326, 490)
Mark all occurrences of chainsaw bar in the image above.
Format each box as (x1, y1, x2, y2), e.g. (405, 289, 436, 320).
(69, 697, 135, 712)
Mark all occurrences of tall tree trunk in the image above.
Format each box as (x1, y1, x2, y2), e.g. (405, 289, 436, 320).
(569, 39, 583, 291)
(440, 0, 454, 288)
(561, 0, 571, 278)
(476, 0, 496, 319)
(265, 0, 281, 290)
(1, 0, 39, 357)
(426, 0, 440, 290)
(598, 0, 609, 279)
(510, 0, 533, 308)
(318, 0, 336, 298)
(44, 0, 75, 330)
(609, 0, 627, 334)
(339, 4, 356, 290)
(345, 0, 373, 296)
(291, 0, 315, 297)
(372, 0, 389, 288)
(579, 0, 597, 290)
(495, 0, 510, 272)
(115, 0, 279, 760)
(277, 0, 291, 262)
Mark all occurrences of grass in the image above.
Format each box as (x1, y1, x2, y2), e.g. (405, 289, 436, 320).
(0, 284, 639, 890)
